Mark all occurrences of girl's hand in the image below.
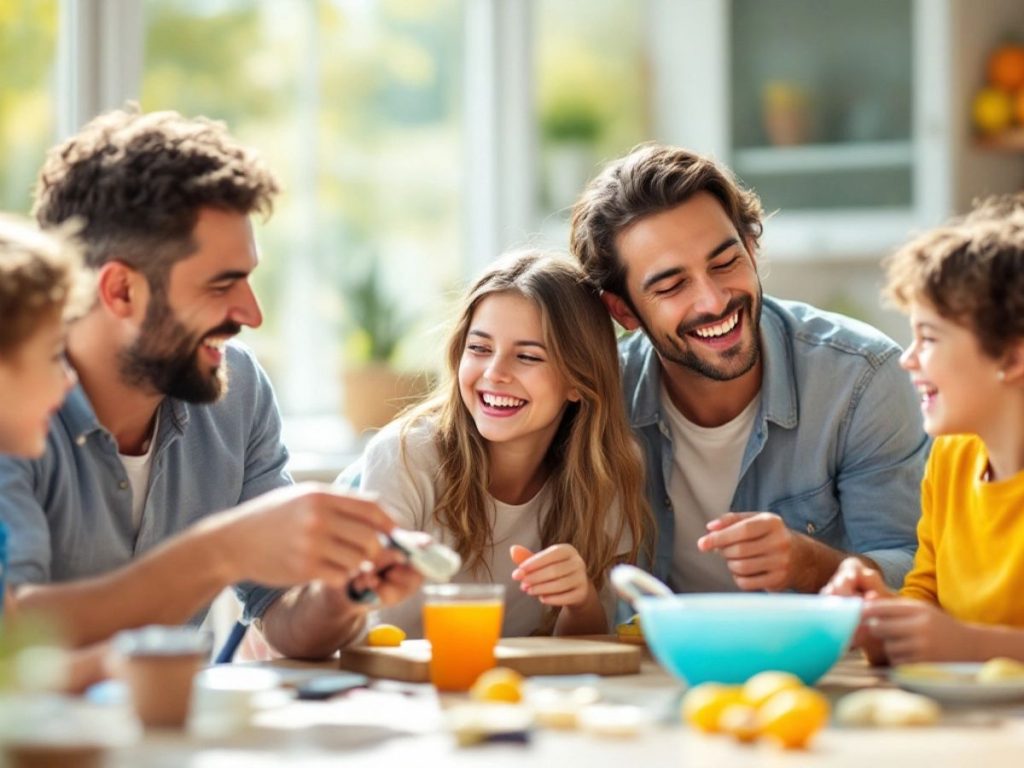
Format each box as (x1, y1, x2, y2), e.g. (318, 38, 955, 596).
(862, 598, 974, 664)
(510, 544, 593, 609)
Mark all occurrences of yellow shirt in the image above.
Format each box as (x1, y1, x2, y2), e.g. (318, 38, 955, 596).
(901, 434, 1024, 627)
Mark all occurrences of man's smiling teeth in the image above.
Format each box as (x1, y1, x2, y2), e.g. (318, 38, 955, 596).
(693, 311, 739, 339)
(482, 393, 525, 408)
(202, 337, 228, 350)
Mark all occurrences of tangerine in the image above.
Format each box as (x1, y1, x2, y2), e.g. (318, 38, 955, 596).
(988, 45, 1024, 91)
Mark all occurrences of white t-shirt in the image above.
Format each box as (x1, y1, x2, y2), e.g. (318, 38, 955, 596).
(118, 411, 160, 532)
(355, 419, 627, 637)
(662, 384, 760, 593)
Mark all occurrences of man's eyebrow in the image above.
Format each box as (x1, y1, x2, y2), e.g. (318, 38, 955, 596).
(207, 270, 249, 284)
(641, 238, 740, 292)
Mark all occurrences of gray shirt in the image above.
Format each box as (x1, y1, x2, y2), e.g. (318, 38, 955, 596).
(0, 343, 291, 622)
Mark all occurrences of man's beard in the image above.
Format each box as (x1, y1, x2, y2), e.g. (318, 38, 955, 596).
(119, 293, 237, 403)
(641, 287, 763, 382)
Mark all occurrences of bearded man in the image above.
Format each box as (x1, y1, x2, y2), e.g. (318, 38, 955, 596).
(570, 144, 928, 594)
(0, 108, 420, 656)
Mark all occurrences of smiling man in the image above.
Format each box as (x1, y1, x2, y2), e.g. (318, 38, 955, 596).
(571, 144, 928, 594)
(0, 108, 421, 656)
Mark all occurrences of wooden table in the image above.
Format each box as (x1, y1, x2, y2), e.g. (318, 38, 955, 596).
(107, 653, 1024, 767)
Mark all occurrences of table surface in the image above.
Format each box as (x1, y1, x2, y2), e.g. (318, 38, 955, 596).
(106, 650, 1024, 767)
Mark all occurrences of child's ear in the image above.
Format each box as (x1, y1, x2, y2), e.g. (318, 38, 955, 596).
(96, 261, 148, 321)
(601, 291, 641, 332)
(1000, 339, 1024, 385)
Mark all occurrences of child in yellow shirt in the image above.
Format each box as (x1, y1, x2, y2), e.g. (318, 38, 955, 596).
(824, 194, 1024, 665)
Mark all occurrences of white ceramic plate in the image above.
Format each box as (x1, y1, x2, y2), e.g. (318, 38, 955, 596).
(891, 663, 1024, 704)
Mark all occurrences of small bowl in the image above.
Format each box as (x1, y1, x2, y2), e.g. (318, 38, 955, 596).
(636, 593, 862, 686)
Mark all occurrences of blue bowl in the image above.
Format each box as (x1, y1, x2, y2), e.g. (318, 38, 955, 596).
(636, 593, 862, 686)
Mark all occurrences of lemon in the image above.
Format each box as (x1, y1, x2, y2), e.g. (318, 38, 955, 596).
(470, 667, 524, 703)
(756, 688, 830, 749)
(616, 614, 643, 639)
(366, 623, 406, 647)
(741, 670, 803, 708)
(681, 683, 744, 733)
(973, 87, 1014, 135)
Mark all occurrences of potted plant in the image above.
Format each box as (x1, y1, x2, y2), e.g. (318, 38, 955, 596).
(340, 261, 431, 435)
(540, 86, 605, 211)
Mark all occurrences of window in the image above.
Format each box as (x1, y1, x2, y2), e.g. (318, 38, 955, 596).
(141, 0, 464, 429)
(0, 0, 58, 213)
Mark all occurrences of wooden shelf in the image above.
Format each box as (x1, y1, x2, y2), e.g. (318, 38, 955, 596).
(733, 141, 914, 175)
(976, 129, 1024, 152)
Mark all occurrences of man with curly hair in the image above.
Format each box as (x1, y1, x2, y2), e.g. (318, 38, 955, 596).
(0, 108, 420, 659)
(571, 144, 929, 595)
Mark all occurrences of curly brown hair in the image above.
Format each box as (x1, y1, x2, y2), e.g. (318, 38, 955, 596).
(883, 193, 1024, 359)
(0, 214, 93, 357)
(570, 143, 764, 305)
(33, 106, 280, 293)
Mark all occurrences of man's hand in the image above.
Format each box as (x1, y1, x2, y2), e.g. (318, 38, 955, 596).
(216, 483, 396, 589)
(862, 599, 975, 664)
(345, 547, 424, 608)
(697, 511, 804, 591)
(510, 544, 593, 609)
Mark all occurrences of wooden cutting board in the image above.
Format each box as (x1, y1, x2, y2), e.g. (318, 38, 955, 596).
(336, 636, 641, 682)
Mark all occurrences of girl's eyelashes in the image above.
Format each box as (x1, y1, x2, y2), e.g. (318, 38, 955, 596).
(466, 343, 492, 355)
(517, 354, 544, 363)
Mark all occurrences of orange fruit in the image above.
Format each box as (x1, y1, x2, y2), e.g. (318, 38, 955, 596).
(756, 688, 830, 749)
(741, 671, 803, 708)
(469, 667, 524, 703)
(1014, 89, 1024, 127)
(681, 683, 744, 733)
(366, 623, 406, 647)
(988, 45, 1024, 91)
(973, 87, 1014, 135)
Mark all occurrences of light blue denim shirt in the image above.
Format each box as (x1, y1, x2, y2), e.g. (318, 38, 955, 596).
(623, 296, 928, 591)
(0, 343, 291, 623)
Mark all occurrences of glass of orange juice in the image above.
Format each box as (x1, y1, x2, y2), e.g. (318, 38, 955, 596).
(422, 583, 504, 692)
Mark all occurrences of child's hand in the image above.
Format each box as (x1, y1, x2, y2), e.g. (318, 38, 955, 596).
(862, 598, 973, 664)
(510, 544, 593, 609)
(821, 556, 893, 598)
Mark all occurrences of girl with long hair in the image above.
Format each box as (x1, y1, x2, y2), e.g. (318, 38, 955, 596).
(351, 250, 651, 636)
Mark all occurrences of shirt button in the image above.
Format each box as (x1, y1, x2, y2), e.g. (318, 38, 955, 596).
(75, 434, 87, 446)
(119, 480, 129, 490)
(806, 522, 816, 535)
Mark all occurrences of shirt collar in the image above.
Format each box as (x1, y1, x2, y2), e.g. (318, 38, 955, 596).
(58, 382, 191, 447)
(627, 296, 799, 431)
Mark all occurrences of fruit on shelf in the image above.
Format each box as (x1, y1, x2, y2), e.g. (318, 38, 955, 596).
(987, 44, 1024, 91)
(973, 87, 1015, 135)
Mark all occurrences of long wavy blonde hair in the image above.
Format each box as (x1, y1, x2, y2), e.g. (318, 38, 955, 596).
(401, 250, 652, 599)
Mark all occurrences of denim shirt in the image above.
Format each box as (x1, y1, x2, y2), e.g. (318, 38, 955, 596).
(0, 343, 291, 622)
(623, 296, 927, 590)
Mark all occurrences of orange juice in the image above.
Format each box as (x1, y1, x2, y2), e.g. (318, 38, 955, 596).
(422, 585, 504, 691)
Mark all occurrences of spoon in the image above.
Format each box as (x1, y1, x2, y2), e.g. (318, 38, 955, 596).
(610, 564, 674, 607)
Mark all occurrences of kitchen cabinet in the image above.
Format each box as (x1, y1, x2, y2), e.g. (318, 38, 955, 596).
(650, 0, 1024, 261)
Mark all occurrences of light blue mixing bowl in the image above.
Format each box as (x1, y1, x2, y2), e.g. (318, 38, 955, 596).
(636, 593, 862, 686)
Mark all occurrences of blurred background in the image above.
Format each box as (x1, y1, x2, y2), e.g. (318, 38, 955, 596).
(2, 0, 1023, 476)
